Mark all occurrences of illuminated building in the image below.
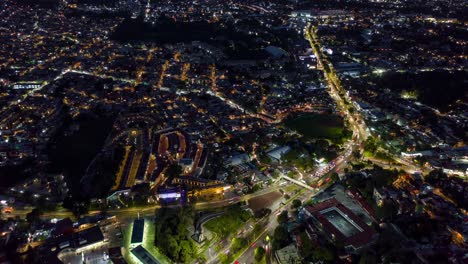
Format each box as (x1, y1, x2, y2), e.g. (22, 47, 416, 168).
(38, 225, 105, 263)
(156, 186, 187, 204)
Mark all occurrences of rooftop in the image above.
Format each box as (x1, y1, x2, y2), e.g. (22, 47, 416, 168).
(131, 219, 145, 244)
(306, 198, 377, 250)
(131, 245, 160, 264)
(275, 244, 301, 264)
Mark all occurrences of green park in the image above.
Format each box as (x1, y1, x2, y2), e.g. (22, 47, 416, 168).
(285, 113, 351, 143)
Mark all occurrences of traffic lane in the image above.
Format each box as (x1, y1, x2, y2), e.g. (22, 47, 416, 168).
(207, 189, 289, 263)
(235, 189, 310, 264)
(8, 185, 283, 221)
(235, 216, 277, 264)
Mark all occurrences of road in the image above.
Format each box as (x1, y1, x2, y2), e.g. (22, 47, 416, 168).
(305, 24, 369, 140)
(305, 24, 425, 174)
(234, 188, 313, 264)
(4, 184, 285, 221)
(206, 186, 308, 264)
(233, 24, 372, 264)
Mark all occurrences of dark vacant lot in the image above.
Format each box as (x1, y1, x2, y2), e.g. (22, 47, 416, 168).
(112, 16, 270, 60)
(47, 114, 114, 197)
(248, 190, 283, 213)
(373, 70, 467, 111)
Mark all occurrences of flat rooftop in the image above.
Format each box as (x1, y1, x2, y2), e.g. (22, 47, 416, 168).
(321, 207, 362, 238)
(131, 219, 145, 244)
(131, 245, 160, 264)
(306, 198, 377, 250)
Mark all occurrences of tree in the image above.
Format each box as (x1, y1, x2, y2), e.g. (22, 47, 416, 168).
(179, 240, 194, 263)
(195, 254, 207, 264)
(255, 208, 271, 219)
(425, 169, 447, 184)
(24, 245, 39, 263)
(363, 137, 379, 154)
(88, 147, 123, 198)
(258, 153, 271, 164)
(272, 225, 290, 250)
(359, 252, 378, 264)
(316, 139, 330, 150)
(62, 196, 90, 218)
(166, 164, 182, 178)
(312, 247, 334, 262)
(99, 201, 109, 216)
(250, 184, 262, 193)
(131, 182, 150, 196)
(232, 237, 246, 252)
(131, 182, 151, 205)
(292, 199, 302, 209)
(272, 170, 281, 179)
(353, 150, 361, 159)
(219, 253, 232, 264)
(253, 223, 262, 235)
(330, 172, 339, 182)
(300, 232, 314, 260)
(277, 210, 288, 224)
(254, 246, 266, 262)
(73, 201, 90, 218)
(375, 201, 398, 220)
(167, 236, 179, 259)
(36, 197, 57, 212)
(342, 128, 353, 139)
(154, 207, 197, 263)
(26, 208, 42, 224)
(352, 162, 366, 171)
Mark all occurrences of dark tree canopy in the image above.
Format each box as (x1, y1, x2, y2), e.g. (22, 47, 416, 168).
(154, 207, 198, 263)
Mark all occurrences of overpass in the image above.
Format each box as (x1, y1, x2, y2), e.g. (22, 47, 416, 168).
(279, 174, 315, 192)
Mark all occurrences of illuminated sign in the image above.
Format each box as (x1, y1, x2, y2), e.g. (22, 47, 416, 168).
(13, 83, 42, 90)
(158, 192, 181, 199)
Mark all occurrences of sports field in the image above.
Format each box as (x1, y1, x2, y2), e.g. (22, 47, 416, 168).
(285, 114, 344, 141)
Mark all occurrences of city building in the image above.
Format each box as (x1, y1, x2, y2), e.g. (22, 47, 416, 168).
(131, 245, 159, 264)
(304, 198, 377, 252)
(275, 244, 302, 264)
(38, 225, 105, 264)
(130, 219, 145, 246)
(267, 146, 291, 163)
